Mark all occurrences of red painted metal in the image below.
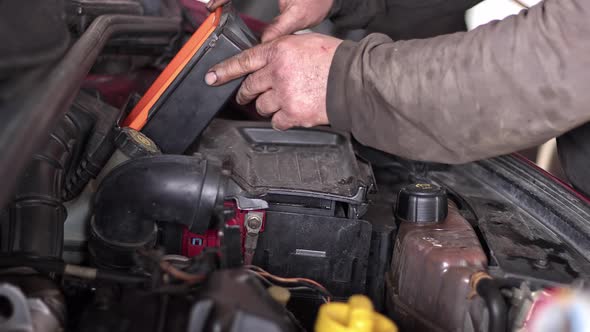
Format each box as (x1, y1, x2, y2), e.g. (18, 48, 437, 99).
(181, 201, 266, 257)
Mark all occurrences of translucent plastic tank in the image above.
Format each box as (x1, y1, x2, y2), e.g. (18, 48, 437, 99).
(386, 204, 488, 331)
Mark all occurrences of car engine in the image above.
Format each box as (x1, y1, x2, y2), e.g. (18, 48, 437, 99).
(1, 1, 590, 332)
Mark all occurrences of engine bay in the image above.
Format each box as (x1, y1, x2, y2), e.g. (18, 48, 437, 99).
(2, 1, 590, 332)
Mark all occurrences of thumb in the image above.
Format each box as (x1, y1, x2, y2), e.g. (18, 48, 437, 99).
(261, 11, 303, 42)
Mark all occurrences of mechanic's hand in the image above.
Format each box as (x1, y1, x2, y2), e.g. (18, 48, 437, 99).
(205, 33, 342, 130)
(206, 0, 334, 42)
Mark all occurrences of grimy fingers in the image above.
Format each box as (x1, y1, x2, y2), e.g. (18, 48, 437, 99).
(206, 0, 230, 11)
(261, 10, 303, 42)
(255, 90, 281, 117)
(271, 111, 295, 131)
(206, 42, 275, 86)
(235, 67, 273, 105)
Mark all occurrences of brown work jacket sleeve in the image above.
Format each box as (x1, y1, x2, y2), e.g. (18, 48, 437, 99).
(326, 0, 590, 164)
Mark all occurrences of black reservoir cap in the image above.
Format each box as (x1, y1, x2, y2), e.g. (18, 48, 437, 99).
(115, 127, 161, 158)
(395, 183, 448, 223)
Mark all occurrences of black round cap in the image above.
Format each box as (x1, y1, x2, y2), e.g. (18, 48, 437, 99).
(115, 128, 161, 158)
(395, 183, 448, 223)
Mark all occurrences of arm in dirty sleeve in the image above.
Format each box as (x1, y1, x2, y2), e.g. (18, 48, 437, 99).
(326, 0, 590, 164)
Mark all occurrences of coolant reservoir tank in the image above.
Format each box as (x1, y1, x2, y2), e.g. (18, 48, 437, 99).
(387, 184, 488, 331)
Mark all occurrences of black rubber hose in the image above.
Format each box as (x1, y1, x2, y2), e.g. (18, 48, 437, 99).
(0, 15, 180, 208)
(2, 107, 94, 258)
(89, 155, 225, 268)
(62, 92, 123, 201)
(476, 278, 508, 332)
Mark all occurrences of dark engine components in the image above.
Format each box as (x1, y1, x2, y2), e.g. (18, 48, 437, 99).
(252, 211, 372, 298)
(78, 269, 301, 332)
(89, 154, 226, 268)
(0, 272, 66, 332)
(4, 2, 590, 332)
(193, 120, 376, 297)
(84, 117, 380, 331)
(66, 0, 144, 33)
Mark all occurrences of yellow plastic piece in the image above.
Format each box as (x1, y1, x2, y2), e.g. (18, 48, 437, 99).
(315, 295, 398, 332)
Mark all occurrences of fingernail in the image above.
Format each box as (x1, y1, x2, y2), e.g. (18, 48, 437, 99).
(205, 71, 217, 85)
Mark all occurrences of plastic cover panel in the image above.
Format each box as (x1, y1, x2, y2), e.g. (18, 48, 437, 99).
(196, 119, 373, 200)
(253, 210, 372, 297)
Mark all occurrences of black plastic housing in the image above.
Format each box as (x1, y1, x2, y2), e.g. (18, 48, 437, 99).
(142, 7, 258, 154)
(196, 120, 374, 218)
(253, 211, 372, 297)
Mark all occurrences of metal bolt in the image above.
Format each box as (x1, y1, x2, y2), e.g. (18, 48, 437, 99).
(208, 36, 218, 48)
(246, 215, 262, 231)
(534, 258, 548, 269)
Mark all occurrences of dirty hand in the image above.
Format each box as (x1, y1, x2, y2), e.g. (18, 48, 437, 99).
(206, 0, 334, 42)
(205, 33, 342, 130)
